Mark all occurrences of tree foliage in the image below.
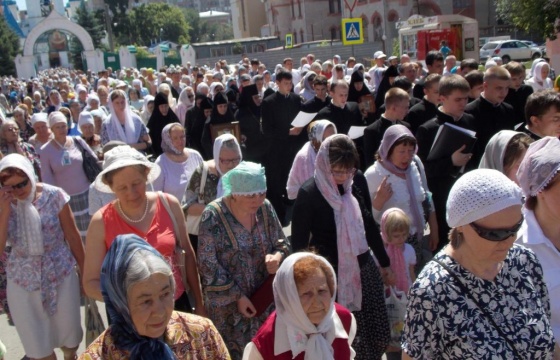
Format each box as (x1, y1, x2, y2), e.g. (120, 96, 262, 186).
(182, 8, 234, 43)
(0, 17, 20, 76)
(72, 2, 106, 48)
(495, 0, 560, 40)
(118, 3, 190, 46)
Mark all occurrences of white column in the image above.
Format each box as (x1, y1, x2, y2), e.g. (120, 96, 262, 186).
(15, 54, 36, 79)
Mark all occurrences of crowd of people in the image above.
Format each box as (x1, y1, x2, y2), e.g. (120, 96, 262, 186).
(0, 49, 559, 359)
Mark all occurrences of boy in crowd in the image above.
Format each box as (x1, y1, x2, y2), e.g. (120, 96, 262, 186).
(464, 70, 484, 103)
(504, 61, 534, 126)
(407, 73, 441, 134)
(516, 89, 560, 140)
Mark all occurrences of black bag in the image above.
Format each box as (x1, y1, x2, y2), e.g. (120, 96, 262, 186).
(73, 137, 102, 183)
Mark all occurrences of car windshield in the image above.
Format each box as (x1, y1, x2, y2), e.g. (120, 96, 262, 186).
(482, 43, 499, 50)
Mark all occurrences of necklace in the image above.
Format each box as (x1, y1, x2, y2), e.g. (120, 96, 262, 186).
(118, 197, 150, 223)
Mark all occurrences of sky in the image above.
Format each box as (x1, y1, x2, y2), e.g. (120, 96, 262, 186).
(15, 0, 70, 11)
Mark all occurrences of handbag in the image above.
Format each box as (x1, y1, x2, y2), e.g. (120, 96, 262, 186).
(73, 137, 102, 183)
(433, 258, 523, 359)
(209, 200, 274, 317)
(158, 191, 189, 293)
(384, 286, 408, 348)
(84, 297, 105, 346)
(185, 162, 208, 235)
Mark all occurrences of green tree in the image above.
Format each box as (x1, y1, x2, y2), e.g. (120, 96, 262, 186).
(124, 3, 190, 46)
(495, 0, 560, 40)
(73, 1, 105, 48)
(0, 17, 20, 76)
(182, 8, 234, 43)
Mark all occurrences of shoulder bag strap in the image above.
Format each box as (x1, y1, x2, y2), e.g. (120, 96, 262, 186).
(433, 258, 522, 359)
(158, 191, 180, 248)
(208, 201, 238, 249)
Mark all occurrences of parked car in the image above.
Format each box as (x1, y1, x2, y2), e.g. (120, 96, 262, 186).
(480, 40, 542, 63)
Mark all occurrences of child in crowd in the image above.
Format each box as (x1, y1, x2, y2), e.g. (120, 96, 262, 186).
(380, 207, 416, 293)
(381, 207, 416, 360)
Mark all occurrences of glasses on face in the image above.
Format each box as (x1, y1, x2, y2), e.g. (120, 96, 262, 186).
(4, 178, 29, 190)
(469, 216, 524, 241)
(5, 127, 19, 132)
(220, 157, 241, 166)
(331, 168, 356, 177)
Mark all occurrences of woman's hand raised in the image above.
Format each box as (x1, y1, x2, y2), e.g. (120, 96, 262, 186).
(373, 175, 392, 211)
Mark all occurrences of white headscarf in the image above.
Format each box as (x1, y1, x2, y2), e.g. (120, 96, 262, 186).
(213, 133, 242, 198)
(479, 130, 523, 173)
(0, 154, 44, 255)
(106, 90, 138, 144)
(273, 252, 343, 360)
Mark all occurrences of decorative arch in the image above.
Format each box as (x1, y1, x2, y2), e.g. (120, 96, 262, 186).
(23, 10, 94, 57)
(387, 10, 399, 22)
(371, 11, 383, 42)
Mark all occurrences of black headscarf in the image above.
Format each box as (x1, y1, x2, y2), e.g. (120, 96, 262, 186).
(375, 65, 399, 109)
(348, 70, 372, 103)
(210, 91, 235, 124)
(147, 92, 180, 157)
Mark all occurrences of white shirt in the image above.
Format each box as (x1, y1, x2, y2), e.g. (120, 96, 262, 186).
(242, 311, 357, 360)
(516, 209, 560, 348)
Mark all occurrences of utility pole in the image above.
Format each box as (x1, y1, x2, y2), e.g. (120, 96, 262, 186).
(104, 3, 114, 53)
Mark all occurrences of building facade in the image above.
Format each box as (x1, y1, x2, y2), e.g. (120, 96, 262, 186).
(231, 0, 267, 38)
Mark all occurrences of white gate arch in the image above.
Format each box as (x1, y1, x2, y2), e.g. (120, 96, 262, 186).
(16, 10, 104, 78)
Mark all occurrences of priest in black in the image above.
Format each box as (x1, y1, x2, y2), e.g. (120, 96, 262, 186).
(407, 74, 441, 135)
(301, 74, 331, 113)
(504, 61, 534, 127)
(315, 80, 364, 135)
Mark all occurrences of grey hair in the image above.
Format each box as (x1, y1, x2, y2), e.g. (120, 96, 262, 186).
(221, 139, 240, 153)
(13, 107, 25, 117)
(0, 120, 21, 144)
(124, 249, 175, 298)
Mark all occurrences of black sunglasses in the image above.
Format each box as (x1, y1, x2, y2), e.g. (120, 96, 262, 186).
(4, 178, 29, 190)
(469, 216, 524, 242)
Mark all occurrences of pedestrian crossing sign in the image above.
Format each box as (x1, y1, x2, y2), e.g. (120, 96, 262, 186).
(342, 18, 364, 45)
(286, 33, 293, 49)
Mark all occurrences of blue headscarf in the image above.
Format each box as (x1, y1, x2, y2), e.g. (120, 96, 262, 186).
(101, 234, 175, 360)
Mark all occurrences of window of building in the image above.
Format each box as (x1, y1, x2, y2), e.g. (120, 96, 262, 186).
(211, 48, 226, 57)
(330, 27, 337, 40)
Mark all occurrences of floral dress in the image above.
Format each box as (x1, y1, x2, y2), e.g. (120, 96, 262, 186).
(402, 245, 555, 359)
(198, 198, 290, 360)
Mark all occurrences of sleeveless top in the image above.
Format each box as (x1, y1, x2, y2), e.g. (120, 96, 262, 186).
(101, 194, 185, 299)
(252, 303, 353, 360)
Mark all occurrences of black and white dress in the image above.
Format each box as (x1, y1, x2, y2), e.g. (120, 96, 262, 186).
(402, 245, 555, 359)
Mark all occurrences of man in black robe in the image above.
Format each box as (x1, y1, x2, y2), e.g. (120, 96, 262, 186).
(301, 75, 331, 113)
(407, 74, 441, 135)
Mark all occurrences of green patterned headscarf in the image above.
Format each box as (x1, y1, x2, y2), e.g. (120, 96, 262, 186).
(222, 161, 266, 196)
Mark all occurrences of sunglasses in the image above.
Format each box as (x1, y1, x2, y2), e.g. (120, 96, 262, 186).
(4, 178, 29, 190)
(469, 216, 524, 241)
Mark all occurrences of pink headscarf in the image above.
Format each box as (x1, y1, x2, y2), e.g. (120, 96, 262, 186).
(378, 125, 425, 243)
(314, 134, 368, 311)
(380, 208, 410, 293)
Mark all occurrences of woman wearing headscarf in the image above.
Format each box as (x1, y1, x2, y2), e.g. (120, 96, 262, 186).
(365, 125, 439, 268)
(183, 134, 242, 251)
(347, 70, 372, 103)
(479, 130, 533, 184)
(236, 84, 266, 164)
(188, 95, 213, 158)
(198, 161, 290, 360)
(80, 234, 230, 359)
(127, 87, 144, 112)
(527, 62, 554, 91)
(153, 123, 203, 202)
(374, 65, 399, 110)
(79, 111, 102, 160)
(243, 252, 357, 359)
(101, 89, 151, 152)
(286, 120, 337, 200)
(0, 120, 41, 181)
(41, 111, 98, 240)
(516, 137, 560, 355)
(201, 91, 235, 158)
(402, 169, 556, 359)
(13, 106, 35, 143)
(147, 92, 180, 158)
(140, 94, 154, 125)
(299, 72, 317, 102)
(0, 154, 85, 360)
(174, 87, 195, 127)
(83, 146, 205, 314)
(292, 134, 391, 359)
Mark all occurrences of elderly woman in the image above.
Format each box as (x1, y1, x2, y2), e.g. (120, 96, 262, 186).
(83, 145, 205, 315)
(80, 234, 230, 359)
(174, 87, 195, 127)
(40, 111, 98, 240)
(243, 252, 357, 359)
(153, 123, 203, 203)
(365, 125, 439, 266)
(79, 111, 102, 160)
(101, 89, 151, 152)
(13, 106, 35, 142)
(0, 154, 85, 360)
(292, 134, 391, 359)
(28, 112, 53, 152)
(183, 134, 242, 250)
(0, 120, 41, 180)
(286, 120, 337, 200)
(402, 169, 556, 359)
(198, 161, 290, 359)
(516, 137, 560, 355)
(140, 94, 154, 125)
(479, 130, 533, 184)
(527, 62, 553, 91)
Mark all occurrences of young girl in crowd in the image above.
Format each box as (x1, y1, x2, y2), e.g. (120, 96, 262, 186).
(381, 207, 416, 360)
